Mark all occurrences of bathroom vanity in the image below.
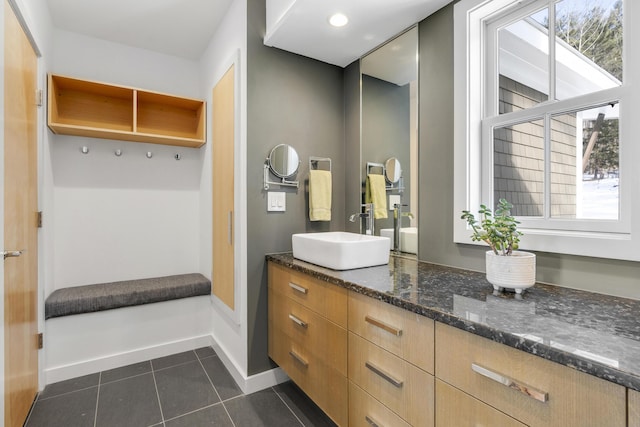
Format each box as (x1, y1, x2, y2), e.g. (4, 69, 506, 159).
(267, 253, 640, 427)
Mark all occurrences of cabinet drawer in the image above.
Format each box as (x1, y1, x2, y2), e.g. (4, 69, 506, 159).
(269, 326, 347, 426)
(349, 381, 411, 427)
(630, 389, 640, 427)
(435, 323, 626, 427)
(348, 332, 434, 427)
(268, 262, 347, 327)
(268, 289, 346, 375)
(435, 379, 525, 427)
(349, 291, 434, 373)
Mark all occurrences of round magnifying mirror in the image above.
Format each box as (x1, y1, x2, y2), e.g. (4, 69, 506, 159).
(268, 144, 300, 178)
(385, 157, 402, 184)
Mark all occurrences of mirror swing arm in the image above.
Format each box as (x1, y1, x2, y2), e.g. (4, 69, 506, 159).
(263, 162, 299, 190)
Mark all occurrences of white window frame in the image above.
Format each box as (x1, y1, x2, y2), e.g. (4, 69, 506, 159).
(453, 0, 640, 261)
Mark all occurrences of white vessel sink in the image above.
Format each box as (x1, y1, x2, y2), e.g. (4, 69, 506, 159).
(292, 232, 390, 270)
(380, 227, 418, 254)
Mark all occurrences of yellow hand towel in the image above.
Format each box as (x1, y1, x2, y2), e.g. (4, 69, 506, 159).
(365, 174, 388, 219)
(309, 169, 332, 221)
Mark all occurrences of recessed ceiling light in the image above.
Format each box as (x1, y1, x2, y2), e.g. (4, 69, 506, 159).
(329, 13, 348, 27)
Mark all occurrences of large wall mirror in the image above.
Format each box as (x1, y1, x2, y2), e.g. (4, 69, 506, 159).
(360, 26, 419, 255)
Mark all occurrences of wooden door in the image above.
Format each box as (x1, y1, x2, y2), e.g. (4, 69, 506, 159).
(212, 64, 235, 310)
(4, 1, 39, 426)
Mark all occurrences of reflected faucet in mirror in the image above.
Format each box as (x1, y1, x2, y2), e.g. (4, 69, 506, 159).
(393, 203, 414, 253)
(349, 203, 375, 235)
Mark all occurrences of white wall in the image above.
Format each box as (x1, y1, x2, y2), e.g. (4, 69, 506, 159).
(199, 0, 250, 383)
(46, 31, 204, 294)
(51, 29, 201, 98)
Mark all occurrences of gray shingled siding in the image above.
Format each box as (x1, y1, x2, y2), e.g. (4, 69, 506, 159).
(494, 75, 577, 217)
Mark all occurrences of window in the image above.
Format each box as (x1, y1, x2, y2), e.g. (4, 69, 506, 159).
(454, 0, 640, 261)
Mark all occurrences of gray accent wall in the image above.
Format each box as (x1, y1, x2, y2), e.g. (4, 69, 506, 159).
(246, 0, 347, 374)
(417, 4, 640, 298)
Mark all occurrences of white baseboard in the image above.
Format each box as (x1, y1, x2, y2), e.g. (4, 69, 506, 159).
(209, 337, 289, 395)
(44, 335, 211, 385)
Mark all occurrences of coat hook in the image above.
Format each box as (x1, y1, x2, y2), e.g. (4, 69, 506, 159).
(146, 151, 153, 159)
(174, 153, 182, 161)
(81, 146, 89, 154)
(115, 149, 123, 157)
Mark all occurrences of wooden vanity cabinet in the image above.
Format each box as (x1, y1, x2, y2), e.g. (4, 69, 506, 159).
(348, 291, 435, 427)
(435, 322, 626, 427)
(630, 389, 640, 427)
(267, 262, 348, 426)
(268, 261, 634, 427)
(436, 379, 525, 427)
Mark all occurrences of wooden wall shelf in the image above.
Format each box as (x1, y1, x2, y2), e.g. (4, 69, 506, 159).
(47, 74, 206, 148)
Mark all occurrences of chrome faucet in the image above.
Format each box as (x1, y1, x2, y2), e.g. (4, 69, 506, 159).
(393, 203, 414, 252)
(349, 203, 374, 235)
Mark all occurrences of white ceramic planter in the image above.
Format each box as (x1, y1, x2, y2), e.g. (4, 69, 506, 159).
(485, 250, 536, 294)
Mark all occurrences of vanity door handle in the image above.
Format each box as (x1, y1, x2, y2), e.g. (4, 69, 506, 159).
(471, 363, 548, 403)
(365, 361, 403, 388)
(365, 315, 402, 336)
(289, 351, 309, 368)
(288, 282, 308, 294)
(288, 314, 308, 328)
(365, 415, 383, 427)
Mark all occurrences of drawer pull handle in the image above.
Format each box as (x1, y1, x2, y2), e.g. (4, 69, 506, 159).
(288, 314, 308, 328)
(365, 315, 402, 336)
(289, 351, 309, 368)
(365, 361, 403, 388)
(365, 415, 383, 427)
(471, 363, 548, 403)
(289, 282, 308, 294)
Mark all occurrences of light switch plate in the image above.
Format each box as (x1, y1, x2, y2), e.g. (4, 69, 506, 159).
(389, 195, 401, 211)
(267, 192, 286, 212)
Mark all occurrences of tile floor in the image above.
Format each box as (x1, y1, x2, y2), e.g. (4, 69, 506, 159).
(25, 347, 336, 427)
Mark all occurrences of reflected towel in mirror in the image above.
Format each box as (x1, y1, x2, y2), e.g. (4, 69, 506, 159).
(309, 169, 332, 221)
(366, 174, 388, 219)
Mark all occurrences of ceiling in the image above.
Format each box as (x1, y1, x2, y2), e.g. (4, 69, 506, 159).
(46, 0, 451, 66)
(45, 0, 234, 60)
(264, 0, 451, 67)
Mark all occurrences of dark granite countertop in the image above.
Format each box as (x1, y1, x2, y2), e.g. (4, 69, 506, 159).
(267, 252, 640, 391)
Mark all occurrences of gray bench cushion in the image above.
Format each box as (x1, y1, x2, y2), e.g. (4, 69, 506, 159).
(45, 273, 211, 319)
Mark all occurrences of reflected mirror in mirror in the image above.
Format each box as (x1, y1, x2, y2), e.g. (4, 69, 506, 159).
(385, 157, 402, 184)
(268, 144, 300, 178)
(360, 26, 418, 255)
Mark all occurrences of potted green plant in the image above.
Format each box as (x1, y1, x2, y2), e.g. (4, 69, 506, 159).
(461, 199, 536, 295)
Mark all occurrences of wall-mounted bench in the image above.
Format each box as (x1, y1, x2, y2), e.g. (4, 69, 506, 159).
(44, 273, 213, 385)
(45, 273, 211, 319)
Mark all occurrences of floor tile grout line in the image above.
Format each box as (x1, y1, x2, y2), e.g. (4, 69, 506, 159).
(272, 386, 306, 427)
(150, 361, 167, 426)
(162, 401, 226, 424)
(36, 384, 99, 401)
(93, 372, 101, 427)
(99, 369, 152, 387)
(196, 356, 237, 427)
(152, 358, 199, 373)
